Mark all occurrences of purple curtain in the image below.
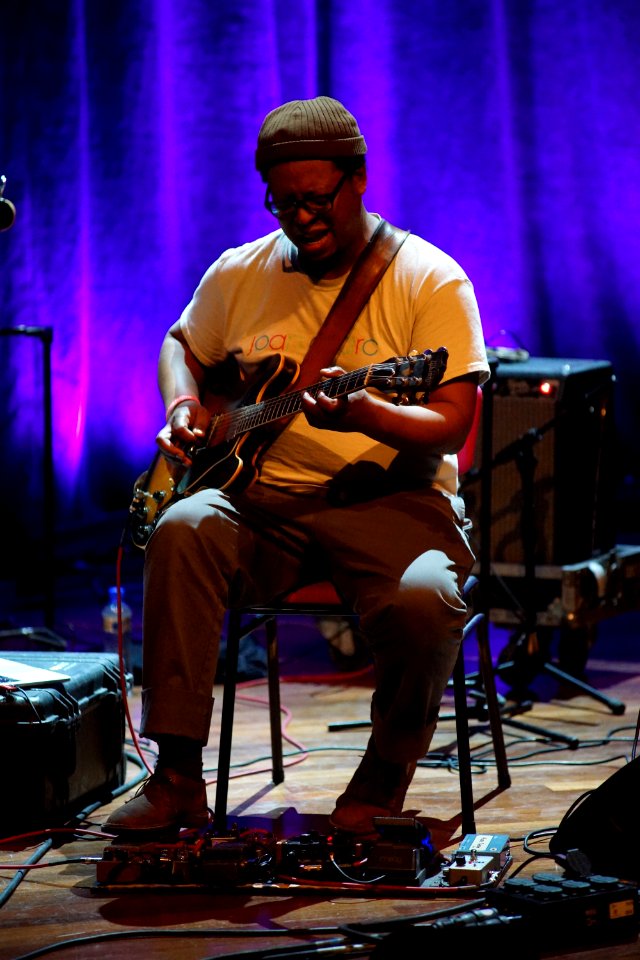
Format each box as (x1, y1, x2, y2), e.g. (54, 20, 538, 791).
(1, 0, 639, 578)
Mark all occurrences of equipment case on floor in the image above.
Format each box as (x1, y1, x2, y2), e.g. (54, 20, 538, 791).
(0, 651, 127, 834)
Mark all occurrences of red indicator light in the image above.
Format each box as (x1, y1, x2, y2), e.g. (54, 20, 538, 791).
(539, 381, 553, 396)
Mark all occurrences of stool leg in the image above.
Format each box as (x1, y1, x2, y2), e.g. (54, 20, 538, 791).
(453, 642, 476, 835)
(266, 619, 284, 784)
(214, 610, 241, 832)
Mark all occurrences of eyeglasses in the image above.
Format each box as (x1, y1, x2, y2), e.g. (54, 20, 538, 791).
(264, 172, 349, 219)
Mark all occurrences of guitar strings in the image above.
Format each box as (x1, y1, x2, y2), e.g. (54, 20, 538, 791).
(203, 351, 440, 445)
(210, 366, 375, 442)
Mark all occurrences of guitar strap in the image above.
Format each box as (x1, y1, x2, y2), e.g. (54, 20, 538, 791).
(294, 218, 410, 390)
(253, 217, 409, 459)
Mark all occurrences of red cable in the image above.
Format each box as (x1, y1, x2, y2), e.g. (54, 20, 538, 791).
(114, 542, 154, 775)
(0, 826, 112, 846)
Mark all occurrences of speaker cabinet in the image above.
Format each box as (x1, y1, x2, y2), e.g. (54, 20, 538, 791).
(463, 357, 616, 567)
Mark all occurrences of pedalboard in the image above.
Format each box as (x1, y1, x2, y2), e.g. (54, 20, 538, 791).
(96, 823, 510, 892)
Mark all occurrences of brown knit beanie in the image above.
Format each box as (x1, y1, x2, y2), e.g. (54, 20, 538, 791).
(255, 96, 367, 174)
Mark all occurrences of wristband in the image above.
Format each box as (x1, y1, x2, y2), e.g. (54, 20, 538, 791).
(165, 394, 200, 420)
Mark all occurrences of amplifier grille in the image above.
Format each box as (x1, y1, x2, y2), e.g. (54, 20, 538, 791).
(463, 358, 615, 566)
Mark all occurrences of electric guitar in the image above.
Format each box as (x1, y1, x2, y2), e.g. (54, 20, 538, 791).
(128, 347, 448, 549)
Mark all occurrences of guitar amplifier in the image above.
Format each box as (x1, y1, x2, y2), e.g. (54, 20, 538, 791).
(463, 357, 616, 567)
(0, 652, 127, 834)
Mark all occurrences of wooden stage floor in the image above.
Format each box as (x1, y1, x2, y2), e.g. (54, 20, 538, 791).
(1, 611, 640, 960)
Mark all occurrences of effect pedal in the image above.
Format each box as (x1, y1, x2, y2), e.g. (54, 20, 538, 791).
(441, 833, 510, 886)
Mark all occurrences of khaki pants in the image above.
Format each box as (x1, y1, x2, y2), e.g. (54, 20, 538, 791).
(141, 481, 475, 764)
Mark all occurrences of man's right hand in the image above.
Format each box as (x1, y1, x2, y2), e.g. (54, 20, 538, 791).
(156, 399, 208, 465)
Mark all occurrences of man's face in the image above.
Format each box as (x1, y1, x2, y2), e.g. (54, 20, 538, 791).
(265, 160, 367, 274)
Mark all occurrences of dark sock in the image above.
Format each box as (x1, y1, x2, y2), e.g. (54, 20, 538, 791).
(156, 734, 203, 780)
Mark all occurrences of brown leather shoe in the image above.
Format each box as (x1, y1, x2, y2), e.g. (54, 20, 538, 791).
(329, 737, 417, 837)
(103, 768, 209, 834)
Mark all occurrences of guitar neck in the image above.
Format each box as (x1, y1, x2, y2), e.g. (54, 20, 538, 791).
(211, 366, 373, 443)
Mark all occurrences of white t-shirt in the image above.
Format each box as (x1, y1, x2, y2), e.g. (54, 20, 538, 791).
(180, 222, 488, 496)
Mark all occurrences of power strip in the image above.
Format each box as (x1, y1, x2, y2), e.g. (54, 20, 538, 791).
(486, 872, 638, 946)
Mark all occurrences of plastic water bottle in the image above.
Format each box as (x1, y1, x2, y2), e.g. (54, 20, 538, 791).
(102, 585, 132, 670)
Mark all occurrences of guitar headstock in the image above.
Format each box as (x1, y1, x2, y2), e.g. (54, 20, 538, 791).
(371, 347, 449, 404)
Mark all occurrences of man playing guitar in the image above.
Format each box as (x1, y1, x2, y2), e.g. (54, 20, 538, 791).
(105, 96, 488, 838)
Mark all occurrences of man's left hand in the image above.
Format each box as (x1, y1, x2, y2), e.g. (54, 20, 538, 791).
(301, 366, 369, 432)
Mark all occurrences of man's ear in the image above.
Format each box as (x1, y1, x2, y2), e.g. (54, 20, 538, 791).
(352, 164, 368, 195)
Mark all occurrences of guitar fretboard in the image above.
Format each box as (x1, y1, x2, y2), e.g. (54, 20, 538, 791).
(211, 365, 376, 443)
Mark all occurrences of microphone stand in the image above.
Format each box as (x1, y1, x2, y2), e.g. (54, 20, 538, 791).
(488, 384, 624, 717)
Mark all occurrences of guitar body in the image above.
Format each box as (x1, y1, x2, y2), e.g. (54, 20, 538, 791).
(129, 354, 299, 549)
(176, 353, 299, 495)
(128, 347, 448, 549)
(129, 453, 183, 549)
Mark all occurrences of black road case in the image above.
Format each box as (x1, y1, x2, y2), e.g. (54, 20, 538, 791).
(0, 651, 127, 834)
